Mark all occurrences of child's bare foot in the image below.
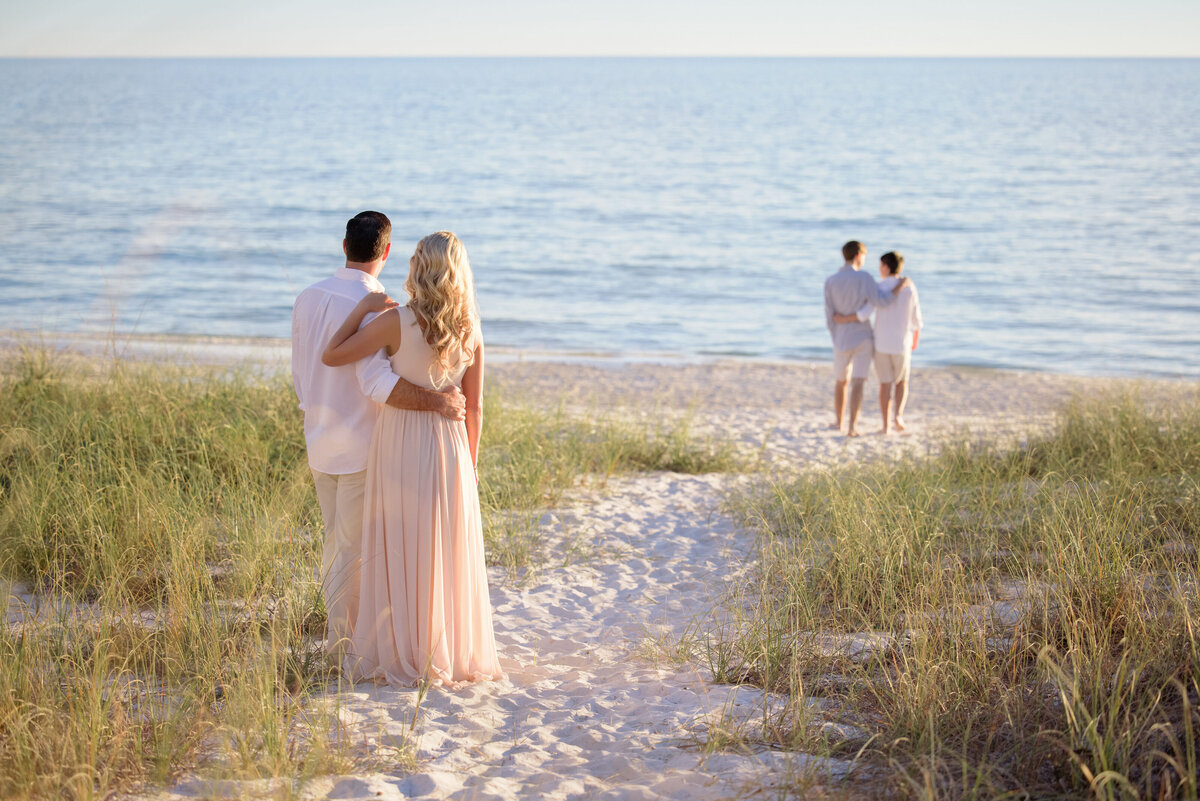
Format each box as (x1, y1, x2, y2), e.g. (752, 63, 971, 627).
(894, 417, 907, 432)
(828, 421, 843, 431)
(878, 427, 891, 436)
(847, 428, 861, 438)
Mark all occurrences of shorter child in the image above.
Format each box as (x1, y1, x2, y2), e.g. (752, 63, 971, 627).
(833, 251, 923, 434)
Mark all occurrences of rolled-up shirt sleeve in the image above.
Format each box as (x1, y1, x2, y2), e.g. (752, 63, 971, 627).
(864, 274, 897, 308)
(824, 280, 835, 334)
(354, 311, 401, 404)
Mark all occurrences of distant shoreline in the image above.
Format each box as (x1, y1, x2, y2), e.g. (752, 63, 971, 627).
(3, 56, 1198, 61)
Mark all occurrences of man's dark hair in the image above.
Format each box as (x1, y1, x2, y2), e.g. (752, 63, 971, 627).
(881, 251, 905, 275)
(345, 211, 392, 263)
(842, 240, 866, 262)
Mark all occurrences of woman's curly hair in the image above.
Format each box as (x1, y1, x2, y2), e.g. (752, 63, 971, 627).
(405, 231, 479, 388)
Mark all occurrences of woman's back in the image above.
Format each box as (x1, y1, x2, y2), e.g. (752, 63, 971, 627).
(388, 305, 475, 391)
(348, 303, 500, 688)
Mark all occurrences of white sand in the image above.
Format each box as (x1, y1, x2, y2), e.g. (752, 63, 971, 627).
(489, 359, 1117, 468)
(303, 473, 822, 801)
(16, 350, 1181, 800)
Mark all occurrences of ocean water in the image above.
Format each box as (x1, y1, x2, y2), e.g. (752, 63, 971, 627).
(0, 57, 1197, 376)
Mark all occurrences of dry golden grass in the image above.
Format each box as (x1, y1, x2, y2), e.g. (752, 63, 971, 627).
(0, 348, 738, 800)
(716, 390, 1200, 799)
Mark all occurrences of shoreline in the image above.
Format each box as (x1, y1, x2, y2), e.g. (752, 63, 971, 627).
(6, 328, 1196, 470)
(3, 328, 1196, 382)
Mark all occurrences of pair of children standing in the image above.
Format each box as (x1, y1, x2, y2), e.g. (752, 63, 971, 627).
(824, 241, 924, 437)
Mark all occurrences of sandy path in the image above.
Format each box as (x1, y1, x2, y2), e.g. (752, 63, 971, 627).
(163, 473, 815, 801)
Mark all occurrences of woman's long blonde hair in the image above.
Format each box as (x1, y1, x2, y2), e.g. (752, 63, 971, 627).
(405, 231, 479, 388)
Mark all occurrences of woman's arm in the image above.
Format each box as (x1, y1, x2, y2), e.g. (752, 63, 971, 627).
(322, 292, 400, 367)
(460, 342, 485, 471)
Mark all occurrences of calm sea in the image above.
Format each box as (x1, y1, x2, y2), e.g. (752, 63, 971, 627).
(1, 58, 1197, 376)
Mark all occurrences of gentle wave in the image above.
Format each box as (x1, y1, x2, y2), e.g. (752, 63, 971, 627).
(1, 58, 1198, 378)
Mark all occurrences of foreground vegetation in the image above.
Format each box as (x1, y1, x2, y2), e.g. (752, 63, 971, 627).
(0, 349, 737, 800)
(722, 391, 1200, 799)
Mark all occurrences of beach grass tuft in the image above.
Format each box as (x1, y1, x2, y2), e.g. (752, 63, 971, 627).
(720, 389, 1200, 799)
(0, 347, 737, 799)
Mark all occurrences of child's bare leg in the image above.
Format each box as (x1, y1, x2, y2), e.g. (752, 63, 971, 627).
(847, 378, 866, 437)
(894, 379, 909, 431)
(831, 380, 847, 430)
(878, 382, 893, 434)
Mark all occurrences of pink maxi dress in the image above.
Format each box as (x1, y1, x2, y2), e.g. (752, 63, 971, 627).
(345, 305, 504, 687)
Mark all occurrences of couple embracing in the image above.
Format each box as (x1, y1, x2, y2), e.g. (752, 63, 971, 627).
(824, 240, 924, 437)
(291, 211, 504, 689)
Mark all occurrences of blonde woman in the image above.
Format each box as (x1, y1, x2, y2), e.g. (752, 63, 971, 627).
(322, 231, 503, 687)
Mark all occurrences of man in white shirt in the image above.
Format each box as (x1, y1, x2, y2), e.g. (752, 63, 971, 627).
(837, 251, 924, 435)
(292, 210, 466, 653)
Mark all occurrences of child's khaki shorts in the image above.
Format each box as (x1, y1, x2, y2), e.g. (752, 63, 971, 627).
(875, 350, 911, 384)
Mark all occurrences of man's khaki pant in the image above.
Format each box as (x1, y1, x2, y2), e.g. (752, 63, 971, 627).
(311, 468, 366, 652)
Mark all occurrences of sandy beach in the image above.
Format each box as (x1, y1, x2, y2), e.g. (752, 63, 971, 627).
(488, 358, 1118, 467)
(5, 336, 1193, 800)
(79, 352, 1157, 801)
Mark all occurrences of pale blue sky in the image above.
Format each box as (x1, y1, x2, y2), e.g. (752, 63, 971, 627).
(1, 0, 1197, 57)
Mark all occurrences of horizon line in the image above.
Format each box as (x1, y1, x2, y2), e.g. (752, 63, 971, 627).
(2, 53, 1199, 60)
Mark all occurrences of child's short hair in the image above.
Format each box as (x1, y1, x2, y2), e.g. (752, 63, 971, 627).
(842, 241, 866, 262)
(881, 251, 905, 275)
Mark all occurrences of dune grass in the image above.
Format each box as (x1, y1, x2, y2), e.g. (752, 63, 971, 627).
(718, 390, 1200, 799)
(0, 347, 738, 800)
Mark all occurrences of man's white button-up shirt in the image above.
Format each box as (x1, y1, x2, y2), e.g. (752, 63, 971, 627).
(291, 267, 400, 474)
